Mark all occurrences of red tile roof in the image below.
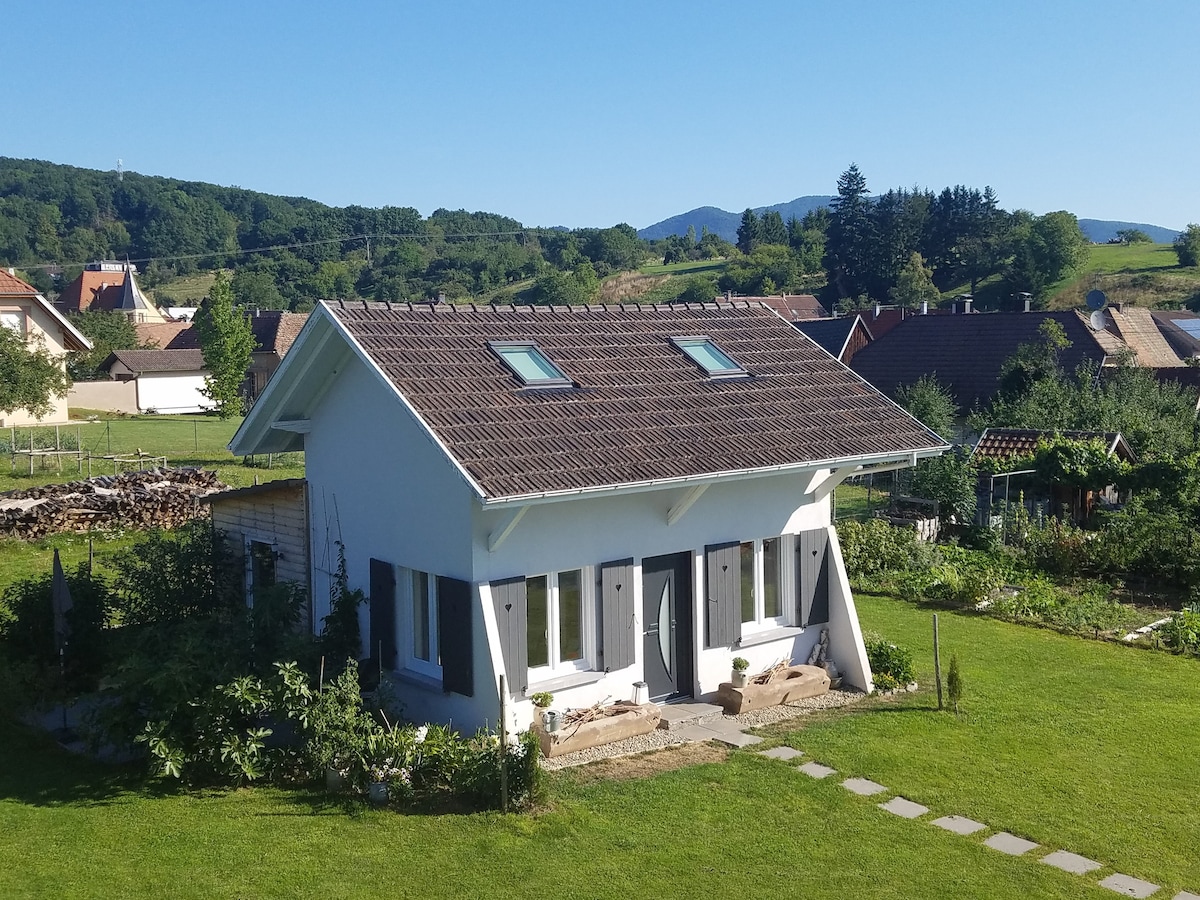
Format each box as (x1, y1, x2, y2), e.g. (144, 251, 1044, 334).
(57, 270, 128, 314)
(0, 270, 39, 295)
(326, 301, 945, 500)
(972, 428, 1136, 463)
(135, 311, 308, 354)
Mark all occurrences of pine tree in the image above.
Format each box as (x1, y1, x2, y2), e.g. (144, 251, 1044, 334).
(736, 209, 759, 254)
(195, 271, 254, 419)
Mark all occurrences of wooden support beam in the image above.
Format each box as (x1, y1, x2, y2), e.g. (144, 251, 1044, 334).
(488, 505, 529, 552)
(666, 484, 708, 526)
(271, 419, 312, 434)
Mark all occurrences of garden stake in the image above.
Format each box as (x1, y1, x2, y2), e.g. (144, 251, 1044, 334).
(933, 614, 944, 711)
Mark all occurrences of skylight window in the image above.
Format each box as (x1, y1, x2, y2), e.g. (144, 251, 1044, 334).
(489, 341, 573, 387)
(671, 336, 747, 377)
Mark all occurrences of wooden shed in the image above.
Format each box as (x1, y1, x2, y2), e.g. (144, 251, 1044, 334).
(203, 478, 310, 625)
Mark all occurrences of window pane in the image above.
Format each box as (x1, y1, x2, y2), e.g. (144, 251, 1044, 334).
(740, 542, 755, 623)
(763, 537, 782, 619)
(527, 575, 549, 668)
(412, 570, 430, 661)
(558, 569, 583, 663)
(676, 338, 743, 374)
(496, 345, 567, 383)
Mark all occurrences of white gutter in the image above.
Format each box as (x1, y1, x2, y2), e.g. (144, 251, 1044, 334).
(479, 443, 950, 510)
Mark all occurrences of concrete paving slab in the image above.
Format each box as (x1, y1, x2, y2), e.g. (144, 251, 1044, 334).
(710, 730, 763, 748)
(1040, 850, 1102, 875)
(673, 724, 724, 742)
(984, 832, 1040, 856)
(931, 815, 987, 836)
(1172, 893, 1200, 900)
(656, 701, 725, 731)
(759, 746, 803, 761)
(797, 761, 836, 779)
(879, 797, 928, 819)
(842, 777, 888, 796)
(1099, 874, 1159, 898)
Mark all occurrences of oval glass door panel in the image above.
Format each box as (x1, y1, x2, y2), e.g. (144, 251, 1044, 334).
(657, 578, 673, 677)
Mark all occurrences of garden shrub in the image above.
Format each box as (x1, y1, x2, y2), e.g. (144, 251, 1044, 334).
(864, 634, 915, 691)
(989, 577, 1131, 635)
(1161, 605, 1200, 655)
(838, 518, 937, 584)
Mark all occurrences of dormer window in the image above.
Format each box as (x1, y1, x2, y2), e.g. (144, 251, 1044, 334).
(489, 341, 572, 387)
(671, 336, 747, 377)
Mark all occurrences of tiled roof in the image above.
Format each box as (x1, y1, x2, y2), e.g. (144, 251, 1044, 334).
(793, 316, 870, 361)
(972, 428, 1135, 463)
(135, 311, 309, 354)
(1105, 306, 1183, 367)
(751, 294, 827, 320)
(1149, 310, 1200, 360)
(326, 301, 944, 500)
(57, 270, 128, 314)
(0, 270, 38, 295)
(105, 349, 207, 374)
(850, 311, 1127, 410)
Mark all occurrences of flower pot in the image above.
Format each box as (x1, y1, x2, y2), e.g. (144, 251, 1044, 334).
(732, 671, 749, 688)
(325, 767, 347, 794)
(368, 781, 389, 806)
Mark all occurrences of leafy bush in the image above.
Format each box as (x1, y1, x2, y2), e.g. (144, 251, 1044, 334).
(864, 634, 915, 691)
(1161, 606, 1200, 655)
(837, 519, 937, 584)
(989, 578, 1131, 634)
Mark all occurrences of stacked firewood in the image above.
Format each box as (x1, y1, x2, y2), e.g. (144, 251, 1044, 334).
(751, 658, 793, 685)
(0, 468, 227, 539)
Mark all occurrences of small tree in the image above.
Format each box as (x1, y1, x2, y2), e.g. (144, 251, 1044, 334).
(1175, 224, 1200, 268)
(0, 327, 70, 419)
(1115, 228, 1152, 244)
(946, 653, 964, 714)
(895, 374, 958, 440)
(889, 251, 940, 309)
(194, 271, 254, 418)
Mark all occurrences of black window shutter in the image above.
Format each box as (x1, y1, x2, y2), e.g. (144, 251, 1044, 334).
(490, 576, 528, 693)
(369, 558, 397, 670)
(437, 576, 474, 696)
(704, 542, 741, 648)
(600, 558, 635, 672)
(796, 529, 831, 626)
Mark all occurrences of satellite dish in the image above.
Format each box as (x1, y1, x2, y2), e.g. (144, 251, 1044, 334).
(1089, 310, 1107, 331)
(1086, 289, 1108, 311)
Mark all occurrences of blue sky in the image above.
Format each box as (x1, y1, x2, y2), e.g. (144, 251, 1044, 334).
(4, 1, 1196, 230)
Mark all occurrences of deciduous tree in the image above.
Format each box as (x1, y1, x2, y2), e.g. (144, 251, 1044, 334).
(1175, 224, 1200, 267)
(195, 271, 254, 418)
(0, 326, 70, 419)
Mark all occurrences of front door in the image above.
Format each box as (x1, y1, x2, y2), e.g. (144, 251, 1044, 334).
(642, 552, 694, 702)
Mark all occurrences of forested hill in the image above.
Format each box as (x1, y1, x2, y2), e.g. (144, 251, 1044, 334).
(638, 196, 835, 242)
(0, 157, 651, 309)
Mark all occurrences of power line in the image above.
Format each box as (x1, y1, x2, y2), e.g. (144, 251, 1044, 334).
(18, 228, 534, 272)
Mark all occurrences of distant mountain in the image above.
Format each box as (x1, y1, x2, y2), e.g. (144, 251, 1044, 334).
(1078, 219, 1180, 244)
(638, 196, 836, 242)
(641, 199, 1180, 247)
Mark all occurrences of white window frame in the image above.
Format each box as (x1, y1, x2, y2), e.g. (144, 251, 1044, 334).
(740, 536, 792, 633)
(0, 309, 27, 339)
(527, 566, 597, 681)
(397, 565, 441, 681)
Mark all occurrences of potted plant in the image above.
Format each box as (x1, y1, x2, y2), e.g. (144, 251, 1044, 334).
(731, 657, 750, 688)
(530, 691, 559, 731)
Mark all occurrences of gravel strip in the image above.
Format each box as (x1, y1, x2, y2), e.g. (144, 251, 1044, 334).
(541, 688, 866, 770)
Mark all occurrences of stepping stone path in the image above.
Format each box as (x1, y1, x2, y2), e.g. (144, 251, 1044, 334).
(1174, 893, 1200, 900)
(1099, 874, 1160, 898)
(797, 761, 836, 779)
(879, 797, 928, 819)
(758, 746, 803, 761)
(842, 777, 887, 796)
(1041, 850, 1102, 875)
(984, 832, 1040, 856)
(931, 815, 987, 836)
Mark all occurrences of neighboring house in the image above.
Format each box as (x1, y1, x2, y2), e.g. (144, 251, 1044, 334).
(793, 314, 874, 365)
(99, 349, 215, 414)
(230, 300, 947, 732)
(135, 309, 307, 405)
(204, 479, 310, 623)
(55, 261, 167, 324)
(850, 310, 1133, 411)
(0, 268, 93, 427)
(1103, 305, 1185, 367)
(971, 428, 1136, 524)
(1147, 309, 1200, 362)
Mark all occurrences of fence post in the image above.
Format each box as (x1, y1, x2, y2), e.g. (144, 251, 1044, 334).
(499, 673, 509, 813)
(933, 614, 944, 711)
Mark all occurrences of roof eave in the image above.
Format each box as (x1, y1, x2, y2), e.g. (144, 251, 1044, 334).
(478, 444, 950, 510)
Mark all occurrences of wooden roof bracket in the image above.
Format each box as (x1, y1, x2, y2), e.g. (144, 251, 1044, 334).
(666, 484, 708, 526)
(488, 505, 529, 552)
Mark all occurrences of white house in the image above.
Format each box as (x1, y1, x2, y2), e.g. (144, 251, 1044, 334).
(100, 349, 215, 414)
(0, 268, 93, 427)
(230, 301, 947, 732)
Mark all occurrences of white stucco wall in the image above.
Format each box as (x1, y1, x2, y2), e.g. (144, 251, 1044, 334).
(133, 372, 215, 414)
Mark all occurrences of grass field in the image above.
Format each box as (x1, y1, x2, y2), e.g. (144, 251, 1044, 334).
(0, 593, 1194, 897)
(145, 270, 222, 306)
(639, 259, 728, 277)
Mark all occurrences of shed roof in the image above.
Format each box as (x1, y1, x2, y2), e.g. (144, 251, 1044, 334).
(972, 428, 1136, 463)
(104, 349, 207, 374)
(749, 294, 827, 320)
(850, 311, 1128, 410)
(234, 301, 946, 503)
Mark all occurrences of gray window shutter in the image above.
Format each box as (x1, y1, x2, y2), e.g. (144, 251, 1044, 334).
(796, 529, 830, 626)
(490, 576, 528, 693)
(705, 542, 741, 648)
(600, 558, 635, 672)
(437, 576, 473, 697)
(369, 558, 397, 670)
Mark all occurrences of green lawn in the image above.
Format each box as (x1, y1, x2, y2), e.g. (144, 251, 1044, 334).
(1, 591, 1195, 897)
(639, 259, 728, 276)
(764, 593, 1200, 893)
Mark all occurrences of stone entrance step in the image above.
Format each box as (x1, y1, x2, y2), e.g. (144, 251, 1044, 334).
(656, 700, 727, 731)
